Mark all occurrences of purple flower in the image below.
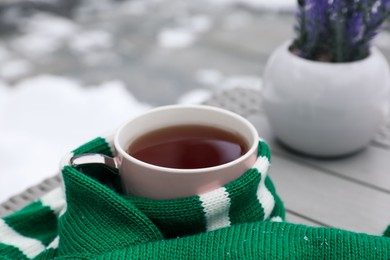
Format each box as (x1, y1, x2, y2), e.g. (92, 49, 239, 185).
(384, 0, 390, 10)
(306, 0, 328, 34)
(293, 0, 390, 62)
(347, 13, 364, 45)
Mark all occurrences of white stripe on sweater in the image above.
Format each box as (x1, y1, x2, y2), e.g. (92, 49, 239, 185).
(200, 187, 231, 231)
(104, 134, 116, 155)
(47, 236, 59, 249)
(253, 156, 270, 176)
(0, 219, 46, 258)
(58, 152, 72, 217)
(40, 187, 66, 216)
(256, 178, 275, 220)
(58, 190, 67, 218)
(254, 156, 275, 220)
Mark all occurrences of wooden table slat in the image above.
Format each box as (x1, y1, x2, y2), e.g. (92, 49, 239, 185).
(285, 211, 323, 227)
(248, 114, 390, 193)
(270, 155, 390, 235)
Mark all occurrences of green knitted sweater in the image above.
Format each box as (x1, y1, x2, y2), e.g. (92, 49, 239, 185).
(0, 137, 389, 259)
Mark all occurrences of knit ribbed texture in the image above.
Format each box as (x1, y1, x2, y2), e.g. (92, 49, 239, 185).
(0, 136, 389, 259)
(65, 222, 390, 260)
(385, 225, 390, 238)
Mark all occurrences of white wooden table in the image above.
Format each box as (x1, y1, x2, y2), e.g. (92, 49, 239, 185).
(1, 88, 389, 236)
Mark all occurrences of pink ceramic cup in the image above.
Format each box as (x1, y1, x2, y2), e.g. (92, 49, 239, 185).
(72, 105, 259, 200)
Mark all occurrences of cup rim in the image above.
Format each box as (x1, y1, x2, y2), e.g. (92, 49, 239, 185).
(114, 104, 259, 174)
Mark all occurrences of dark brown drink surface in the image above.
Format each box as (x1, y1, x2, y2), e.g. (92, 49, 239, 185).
(127, 124, 248, 169)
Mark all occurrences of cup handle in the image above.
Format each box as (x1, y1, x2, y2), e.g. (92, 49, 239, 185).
(70, 153, 119, 174)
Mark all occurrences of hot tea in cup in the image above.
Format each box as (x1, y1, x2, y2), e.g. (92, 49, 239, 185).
(71, 105, 259, 200)
(127, 124, 248, 169)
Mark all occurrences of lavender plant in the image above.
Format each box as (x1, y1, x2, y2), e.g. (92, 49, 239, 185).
(292, 0, 390, 62)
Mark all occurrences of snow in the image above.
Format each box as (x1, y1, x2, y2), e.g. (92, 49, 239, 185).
(238, 0, 296, 11)
(158, 28, 197, 49)
(0, 76, 151, 202)
(158, 15, 213, 49)
(0, 60, 33, 81)
(11, 13, 78, 58)
(120, 0, 148, 15)
(0, 46, 11, 64)
(196, 69, 224, 86)
(68, 30, 116, 66)
(209, 0, 296, 11)
(189, 15, 213, 34)
(81, 51, 120, 67)
(24, 13, 77, 39)
(195, 69, 262, 90)
(176, 69, 262, 106)
(69, 30, 113, 53)
(12, 34, 61, 57)
(224, 11, 253, 30)
(177, 89, 212, 104)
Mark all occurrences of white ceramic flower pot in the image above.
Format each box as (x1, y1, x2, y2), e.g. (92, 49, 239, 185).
(262, 41, 390, 157)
